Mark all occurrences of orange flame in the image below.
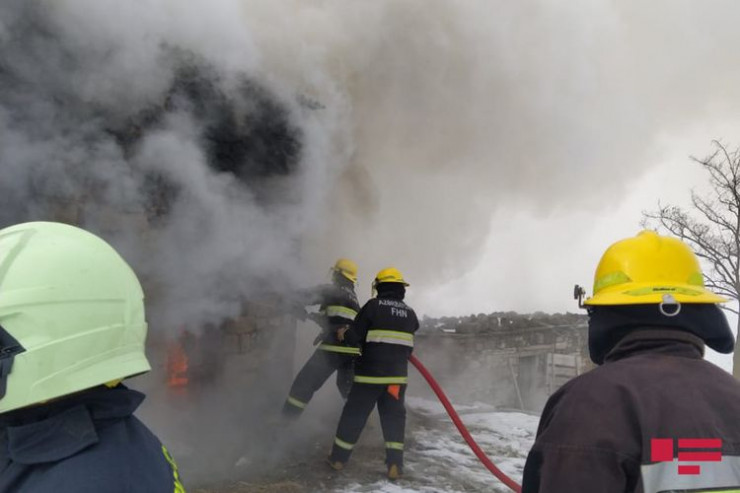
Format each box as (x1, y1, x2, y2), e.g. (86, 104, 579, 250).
(166, 339, 189, 389)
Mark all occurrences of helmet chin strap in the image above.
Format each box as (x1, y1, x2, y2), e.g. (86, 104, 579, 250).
(0, 325, 24, 402)
(659, 294, 682, 317)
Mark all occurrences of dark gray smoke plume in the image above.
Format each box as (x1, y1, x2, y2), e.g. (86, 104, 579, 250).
(0, 1, 318, 332)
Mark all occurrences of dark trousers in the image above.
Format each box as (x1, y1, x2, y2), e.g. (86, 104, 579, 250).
(329, 383, 407, 467)
(282, 349, 354, 417)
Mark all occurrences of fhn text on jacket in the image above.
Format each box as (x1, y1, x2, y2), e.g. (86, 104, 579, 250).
(328, 267, 419, 481)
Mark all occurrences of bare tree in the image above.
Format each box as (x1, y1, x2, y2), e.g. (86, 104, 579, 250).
(642, 140, 740, 376)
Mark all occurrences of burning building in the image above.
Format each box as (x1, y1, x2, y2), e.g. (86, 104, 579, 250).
(0, 3, 316, 478)
(7, 0, 732, 489)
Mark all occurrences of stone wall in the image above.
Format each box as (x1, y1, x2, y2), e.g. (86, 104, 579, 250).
(413, 314, 592, 412)
(150, 297, 297, 405)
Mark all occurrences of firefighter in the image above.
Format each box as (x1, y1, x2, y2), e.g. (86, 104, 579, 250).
(522, 231, 740, 492)
(282, 258, 362, 417)
(0, 222, 185, 493)
(327, 267, 419, 480)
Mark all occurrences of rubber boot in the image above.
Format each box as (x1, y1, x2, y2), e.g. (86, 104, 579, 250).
(326, 457, 344, 471)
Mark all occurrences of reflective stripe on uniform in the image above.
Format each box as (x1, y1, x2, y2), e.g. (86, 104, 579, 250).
(365, 329, 414, 348)
(385, 442, 404, 450)
(318, 343, 361, 355)
(641, 456, 740, 493)
(334, 437, 354, 450)
(354, 375, 408, 384)
(287, 396, 307, 409)
(162, 445, 186, 493)
(324, 305, 358, 321)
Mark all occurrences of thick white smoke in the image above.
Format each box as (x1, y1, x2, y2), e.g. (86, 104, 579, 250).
(233, 0, 740, 289)
(4, 0, 740, 317)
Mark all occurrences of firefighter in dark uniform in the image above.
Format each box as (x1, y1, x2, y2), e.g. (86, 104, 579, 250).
(522, 231, 740, 493)
(327, 267, 419, 480)
(282, 258, 362, 417)
(0, 222, 185, 493)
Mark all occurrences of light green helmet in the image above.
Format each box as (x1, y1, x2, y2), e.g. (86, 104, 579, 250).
(0, 221, 150, 413)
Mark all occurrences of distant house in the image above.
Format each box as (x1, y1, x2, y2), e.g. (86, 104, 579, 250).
(415, 312, 592, 412)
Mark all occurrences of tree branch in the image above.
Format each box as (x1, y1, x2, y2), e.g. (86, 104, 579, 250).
(720, 305, 739, 316)
(643, 141, 740, 304)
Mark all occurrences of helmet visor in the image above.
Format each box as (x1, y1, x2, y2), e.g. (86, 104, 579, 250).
(0, 325, 24, 402)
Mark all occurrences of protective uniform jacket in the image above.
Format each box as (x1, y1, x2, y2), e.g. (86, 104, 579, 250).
(301, 280, 361, 355)
(346, 292, 419, 384)
(522, 329, 740, 493)
(0, 385, 185, 493)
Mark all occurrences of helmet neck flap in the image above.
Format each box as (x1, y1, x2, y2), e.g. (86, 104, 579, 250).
(587, 303, 734, 364)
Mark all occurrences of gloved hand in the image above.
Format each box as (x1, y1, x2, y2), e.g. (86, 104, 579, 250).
(336, 325, 349, 342)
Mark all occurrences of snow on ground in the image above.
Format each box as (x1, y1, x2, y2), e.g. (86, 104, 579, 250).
(331, 398, 540, 493)
(193, 397, 540, 493)
(404, 396, 497, 416)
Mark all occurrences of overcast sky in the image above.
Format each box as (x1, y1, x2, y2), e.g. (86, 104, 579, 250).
(412, 128, 740, 371)
(415, 129, 740, 317)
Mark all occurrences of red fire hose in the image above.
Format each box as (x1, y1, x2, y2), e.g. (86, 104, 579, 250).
(409, 354, 523, 493)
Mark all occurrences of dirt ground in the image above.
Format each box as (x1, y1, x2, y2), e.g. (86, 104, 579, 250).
(185, 405, 533, 493)
(189, 411, 435, 493)
(190, 437, 410, 493)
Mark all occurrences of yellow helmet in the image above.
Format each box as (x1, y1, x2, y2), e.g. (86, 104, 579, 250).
(333, 258, 358, 283)
(373, 267, 409, 287)
(584, 230, 727, 306)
